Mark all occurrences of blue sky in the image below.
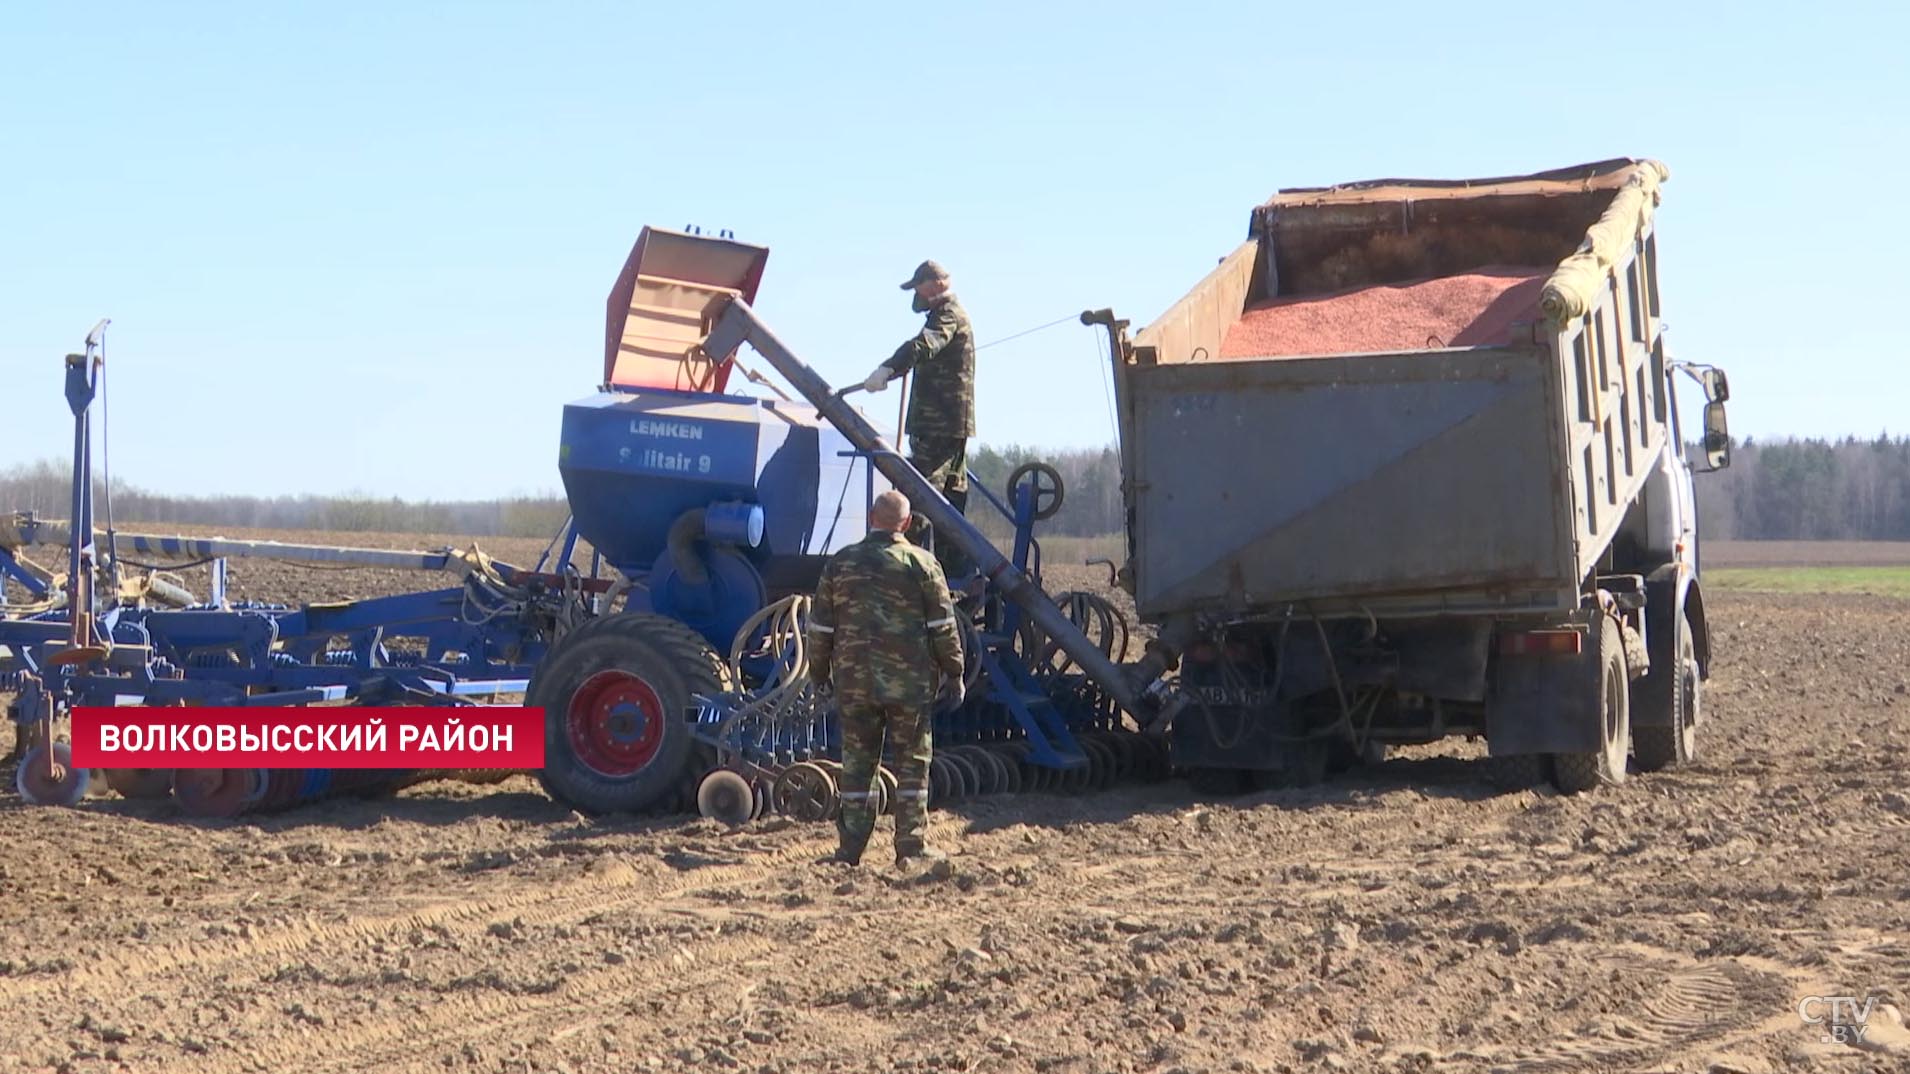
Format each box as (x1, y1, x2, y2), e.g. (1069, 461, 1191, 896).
(3, 2, 1903, 501)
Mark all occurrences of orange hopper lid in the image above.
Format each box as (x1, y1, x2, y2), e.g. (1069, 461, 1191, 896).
(603, 228, 769, 393)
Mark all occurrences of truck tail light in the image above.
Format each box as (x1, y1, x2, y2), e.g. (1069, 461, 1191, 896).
(1498, 629, 1584, 657)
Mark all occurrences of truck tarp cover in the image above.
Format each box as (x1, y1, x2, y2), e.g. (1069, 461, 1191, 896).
(1539, 160, 1669, 323)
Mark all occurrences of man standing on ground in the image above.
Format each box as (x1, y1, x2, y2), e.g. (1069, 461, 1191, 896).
(862, 260, 978, 584)
(807, 489, 966, 866)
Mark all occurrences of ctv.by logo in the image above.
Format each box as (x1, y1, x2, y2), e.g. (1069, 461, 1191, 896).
(1798, 995, 1878, 1044)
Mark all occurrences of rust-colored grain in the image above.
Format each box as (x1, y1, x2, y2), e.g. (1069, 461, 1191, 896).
(1219, 265, 1549, 359)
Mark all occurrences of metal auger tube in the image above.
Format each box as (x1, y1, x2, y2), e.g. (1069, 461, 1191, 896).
(703, 297, 1163, 729)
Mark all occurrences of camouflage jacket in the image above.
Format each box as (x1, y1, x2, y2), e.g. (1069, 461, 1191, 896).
(883, 295, 976, 438)
(807, 530, 964, 708)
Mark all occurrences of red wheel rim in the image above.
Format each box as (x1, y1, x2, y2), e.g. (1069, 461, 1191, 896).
(567, 670, 667, 778)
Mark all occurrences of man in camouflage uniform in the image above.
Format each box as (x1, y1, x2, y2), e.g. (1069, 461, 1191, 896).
(807, 489, 966, 866)
(862, 259, 977, 582)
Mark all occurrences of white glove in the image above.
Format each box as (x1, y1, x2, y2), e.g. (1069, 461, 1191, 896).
(863, 366, 893, 392)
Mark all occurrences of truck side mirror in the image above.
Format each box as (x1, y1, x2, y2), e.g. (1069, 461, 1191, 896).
(1701, 401, 1731, 471)
(1702, 368, 1729, 403)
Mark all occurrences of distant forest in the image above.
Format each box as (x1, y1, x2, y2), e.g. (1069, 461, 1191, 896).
(2, 435, 1907, 543)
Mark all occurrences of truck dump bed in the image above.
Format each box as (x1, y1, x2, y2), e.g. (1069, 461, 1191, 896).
(1116, 158, 1674, 621)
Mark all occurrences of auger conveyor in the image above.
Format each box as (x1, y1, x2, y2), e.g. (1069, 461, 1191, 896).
(700, 298, 1166, 730)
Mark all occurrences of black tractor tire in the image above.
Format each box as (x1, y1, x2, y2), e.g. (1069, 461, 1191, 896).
(1552, 616, 1631, 794)
(1482, 753, 1552, 793)
(528, 612, 732, 815)
(1633, 605, 1698, 772)
(1186, 767, 1249, 797)
(1326, 737, 1387, 774)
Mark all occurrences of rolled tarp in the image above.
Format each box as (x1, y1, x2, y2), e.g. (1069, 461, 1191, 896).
(1539, 160, 1670, 324)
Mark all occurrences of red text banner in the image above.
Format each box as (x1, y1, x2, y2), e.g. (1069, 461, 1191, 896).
(69, 707, 545, 769)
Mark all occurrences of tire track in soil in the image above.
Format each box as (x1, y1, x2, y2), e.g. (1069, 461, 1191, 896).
(0, 838, 825, 1005)
(210, 906, 944, 1074)
(1474, 948, 1794, 1073)
(217, 838, 1255, 1074)
(198, 932, 787, 1074)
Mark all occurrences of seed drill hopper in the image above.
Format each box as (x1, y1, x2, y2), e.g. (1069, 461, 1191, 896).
(529, 227, 1172, 817)
(1, 229, 1174, 820)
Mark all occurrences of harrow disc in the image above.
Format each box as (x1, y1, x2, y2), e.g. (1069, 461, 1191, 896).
(978, 747, 1013, 796)
(172, 768, 262, 819)
(984, 745, 1024, 795)
(1082, 738, 1118, 791)
(1100, 733, 1139, 781)
(943, 748, 984, 796)
(772, 762, 837, 823)
(104, 767, 175, 800)
(16, 743, 89, 807)
(946, 751, 983, 799)
(928, 756, 953, 804)
(696, 769, 756, 827)
(940, 754, 969, 803)
(1061, 757, 1093, 794)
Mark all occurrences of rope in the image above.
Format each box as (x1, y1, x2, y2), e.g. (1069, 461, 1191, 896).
(1088, 325, 1121, 446)
(976, 314, 1080, 351)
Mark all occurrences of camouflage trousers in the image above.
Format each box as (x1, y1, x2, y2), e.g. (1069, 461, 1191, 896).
(905, 433, 971, 579)
(907, 432, 968, 497)
(836, 702, 933, 856)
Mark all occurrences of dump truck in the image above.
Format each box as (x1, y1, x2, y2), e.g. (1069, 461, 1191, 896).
(1088, 157, 1734, 794)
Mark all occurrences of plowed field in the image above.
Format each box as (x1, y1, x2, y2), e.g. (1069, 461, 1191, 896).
(2, 531, 1906, 1073)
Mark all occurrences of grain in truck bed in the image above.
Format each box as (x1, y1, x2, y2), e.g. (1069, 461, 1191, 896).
(1217, 264, 1550, 359)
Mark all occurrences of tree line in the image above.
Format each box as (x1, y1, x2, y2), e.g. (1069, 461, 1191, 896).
(0, 459, 569, 539)
(1692, 435, 1910, 541)
(3, 435, 1906, 543)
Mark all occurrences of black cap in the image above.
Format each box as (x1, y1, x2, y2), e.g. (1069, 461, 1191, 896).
(899, 259, 949, 290)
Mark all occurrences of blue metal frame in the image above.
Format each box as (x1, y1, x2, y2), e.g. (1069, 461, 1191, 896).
(2, 348, 556, 755)
(691, 451, 1089, 774)
(0, 549, 50, 601)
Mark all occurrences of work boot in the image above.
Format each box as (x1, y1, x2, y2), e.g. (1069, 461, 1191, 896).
(895, 844, 948, 867)
(830, 831, 871, 867)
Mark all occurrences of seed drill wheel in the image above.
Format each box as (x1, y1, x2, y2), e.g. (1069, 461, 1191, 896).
(527, 612, 732, 815)
(16, 743, 89, 807)
(772, 762, 837, 823)
(1005, 462, 1065, 522)
(104, 767, 175, 800)
(697, 769, 756, 826)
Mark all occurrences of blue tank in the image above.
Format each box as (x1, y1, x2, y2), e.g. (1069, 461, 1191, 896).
(557, 386, 892, 650)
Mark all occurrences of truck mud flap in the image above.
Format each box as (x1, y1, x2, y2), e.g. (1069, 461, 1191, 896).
(1484, 620, 1602, 756)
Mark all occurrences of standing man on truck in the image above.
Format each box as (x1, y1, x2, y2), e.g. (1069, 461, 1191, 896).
(861, 260, 979, 586)
(806, 488, 967, 867)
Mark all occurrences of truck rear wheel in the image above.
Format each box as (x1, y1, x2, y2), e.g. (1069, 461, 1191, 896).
(1632, 607, 1697, 772)
(1552, 617, 1629, 794)
(528, 612, 732, 814)
(1482, 753, 1551, 792)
